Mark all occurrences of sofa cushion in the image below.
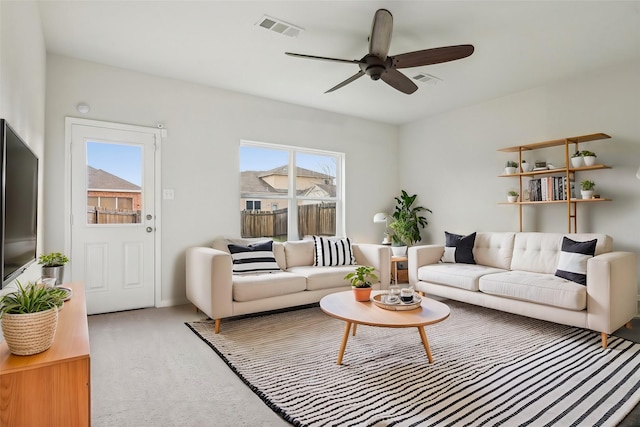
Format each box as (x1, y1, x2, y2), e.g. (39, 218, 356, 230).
(312, 236, 355, 266)
(510, 233, 611, 274)
(228, 241, 281, 274)
(232, 272, 306, 302)
(555, 237, 597, 285)
(283, 240, 314, 267)
(479, 271, 587, 311)
(473, 232, 515, 270)
(442, 232, 476, 264)
(417, 263, 506, 291)
(213, 237, 286, 270)
(287, 265, 359, 291)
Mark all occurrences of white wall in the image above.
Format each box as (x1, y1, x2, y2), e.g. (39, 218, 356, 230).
(45, 54, 398, 306)
(0, 1, 47, 287)
(400, 60, 640, 290)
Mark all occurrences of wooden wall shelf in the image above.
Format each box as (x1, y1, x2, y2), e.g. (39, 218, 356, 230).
(498, 133, 612, 232)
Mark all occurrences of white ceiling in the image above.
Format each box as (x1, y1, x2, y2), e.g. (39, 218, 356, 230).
(38, 1, 640, 125)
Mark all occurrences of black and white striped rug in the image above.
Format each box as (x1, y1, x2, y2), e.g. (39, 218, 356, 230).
(186, 300, 640, 426)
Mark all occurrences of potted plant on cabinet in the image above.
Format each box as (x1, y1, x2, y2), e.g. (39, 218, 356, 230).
(388, 190, 431, 257)
(38, 252, 69, 285)
(571, 151, 584, 168)
(0, 281, 67, 355)
(507, 190, 519, 203)
(505, 160, 518, 174)
(580, 180, 595, 199)
(344, 266, 378, 302)
(581, 150, 597, 166)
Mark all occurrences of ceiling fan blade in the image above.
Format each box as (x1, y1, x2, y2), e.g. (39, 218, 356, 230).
(381, 68, 418, 94)
(325, 71, 365, 93)
(392, 44, 474, 69)
(285, 52, 360, 65)
(369, 9, 393, 60)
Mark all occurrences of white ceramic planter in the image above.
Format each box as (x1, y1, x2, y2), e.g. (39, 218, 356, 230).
(521, 163, 533, 173)
(505, 167, 517, 175)
(581, 190, 594, 199)
(571, 157, 584, 168)
(507, 196, 518, 203)
(583, 156, 596, 166)
(391, 246, 407, 256)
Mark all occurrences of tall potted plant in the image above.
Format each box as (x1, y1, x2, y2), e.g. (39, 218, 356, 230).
(38, 252, 69, 285)
(344, 266, 378, 302)
(388, 190, 431, 256)
(0, 281, 66, 355)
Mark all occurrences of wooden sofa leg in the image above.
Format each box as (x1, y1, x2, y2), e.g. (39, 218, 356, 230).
(214, 319, 221, 334)
(626, 322, 632, 329)
(601, 332, 608, 349)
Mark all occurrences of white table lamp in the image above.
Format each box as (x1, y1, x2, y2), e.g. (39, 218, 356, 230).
(373, 212, 391, 244)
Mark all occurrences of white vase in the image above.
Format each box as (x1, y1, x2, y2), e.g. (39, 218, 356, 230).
(391, 246, 407, 257)
(583, 156, 596, 166)
(507, 195, 518, 203)
(521, 163, 533, 173)
(581, 190, 594, 199)
(571, 157, 584, 168)
(504, 167, 517, 175)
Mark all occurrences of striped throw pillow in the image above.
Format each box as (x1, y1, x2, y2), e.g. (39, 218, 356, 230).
(228, 240, 281, 274)
(312, 236, 356, 267)
(555, 237, 597, 285)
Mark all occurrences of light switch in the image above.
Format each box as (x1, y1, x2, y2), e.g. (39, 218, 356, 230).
(163, 189, 174, 200)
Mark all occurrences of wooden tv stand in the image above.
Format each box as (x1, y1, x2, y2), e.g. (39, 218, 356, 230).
(0, 283, 90, 426)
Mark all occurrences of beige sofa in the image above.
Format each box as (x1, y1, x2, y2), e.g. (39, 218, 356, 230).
(408, 232, 637, 348)
(186, 238, 391, 333)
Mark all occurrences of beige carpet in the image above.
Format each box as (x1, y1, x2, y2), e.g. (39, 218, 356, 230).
(188, 301, 640, 427)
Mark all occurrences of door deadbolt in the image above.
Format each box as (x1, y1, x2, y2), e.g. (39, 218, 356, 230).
(146, 214, 153, 220)
(146, 227, 153, 233)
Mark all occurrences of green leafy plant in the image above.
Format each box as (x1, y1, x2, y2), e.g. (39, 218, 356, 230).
(581, 150, 597, 157)
(572, 151, 583, 158)
(505, 160, 518, 168)
(0, 281, 66, 317)
(389, 190, 432, 246)
(580, 180, 595, 191)
(508, 190, 519, 197)
(38, 252, 69, 267)
(344, 266, 378, 288)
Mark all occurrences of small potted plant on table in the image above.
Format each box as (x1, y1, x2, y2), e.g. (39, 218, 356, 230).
(344, 266, 378, 302)
(38, 252, 70, 285)
(0, 281, 66, 355)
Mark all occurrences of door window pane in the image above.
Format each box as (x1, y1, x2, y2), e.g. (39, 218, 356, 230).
(86, 141, 142, 224)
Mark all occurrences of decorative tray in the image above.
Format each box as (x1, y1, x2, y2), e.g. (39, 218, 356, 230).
(57, 286, 73, 301)
(371, 292, 422, 311)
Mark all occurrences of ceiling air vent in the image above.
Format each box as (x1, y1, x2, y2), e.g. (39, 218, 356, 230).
(412, 73, 442, 85)
(257, 15, 303, 38)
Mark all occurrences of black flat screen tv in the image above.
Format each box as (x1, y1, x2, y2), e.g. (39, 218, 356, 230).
(1, 119, 39, 288)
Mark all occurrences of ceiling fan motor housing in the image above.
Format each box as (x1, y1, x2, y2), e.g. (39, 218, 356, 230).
(359, 55, 392, 80)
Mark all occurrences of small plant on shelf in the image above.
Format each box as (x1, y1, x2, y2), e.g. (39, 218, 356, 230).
(581, 150, 597, 166)
(571, 151, 584, 168)
(581, 150, 596, 158)
(572, 151, 583, 158)
(507, 190, 519, 203)
(505, 161, 518, 175)
(580, 180, 595, 191)
(505, 160, 518, 168)
(508, 190, 519, 197)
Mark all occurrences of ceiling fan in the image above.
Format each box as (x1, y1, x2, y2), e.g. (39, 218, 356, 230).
(285, 9, 474, 95)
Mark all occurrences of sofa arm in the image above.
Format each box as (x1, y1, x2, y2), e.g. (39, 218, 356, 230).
(586, 251, 638, 334)
(408, 245, 445, 286)
(185, 247, 234, 321)
(353, 243, 391, 289)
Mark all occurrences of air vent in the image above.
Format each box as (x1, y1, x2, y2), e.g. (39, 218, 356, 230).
(257, 15, 303, 38)
(412, 73, 442, 85)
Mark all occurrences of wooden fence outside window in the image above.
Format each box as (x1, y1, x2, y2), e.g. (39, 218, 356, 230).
(87, 207, 141, 224)
(241, 203, 336, 239)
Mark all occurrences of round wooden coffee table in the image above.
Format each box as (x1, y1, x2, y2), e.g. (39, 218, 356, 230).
(320, 290, 450, 365)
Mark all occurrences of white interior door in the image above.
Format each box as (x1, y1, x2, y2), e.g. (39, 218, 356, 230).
(68, 119, 160, 314)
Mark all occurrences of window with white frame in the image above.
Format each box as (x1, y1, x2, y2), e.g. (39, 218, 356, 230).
(239, 141, 343, 241)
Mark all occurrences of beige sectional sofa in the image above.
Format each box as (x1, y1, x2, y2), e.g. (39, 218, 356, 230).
(186, 238, 391, 333)
(408, 232, 638, 348)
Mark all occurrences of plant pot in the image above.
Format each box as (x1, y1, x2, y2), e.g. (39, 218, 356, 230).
(41, 265, 65, 286)
(570, 157, 584, 168)
(504, 167, 517, 175)
(507, 196, 518, 203)
(583, 156, 596, 166)
(581, 190, 594, 200)
(521, 163, 533, 173)
(352, 287, 372, 302)
(391, 246, 407, 257)
(1, 307, 59, 355)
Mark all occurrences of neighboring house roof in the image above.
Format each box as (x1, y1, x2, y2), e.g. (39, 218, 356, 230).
(258, 166, 333, 180)
(240, 170, 287, 195)
(87, 166, 141, 191)
(301, 184, 336, 198)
